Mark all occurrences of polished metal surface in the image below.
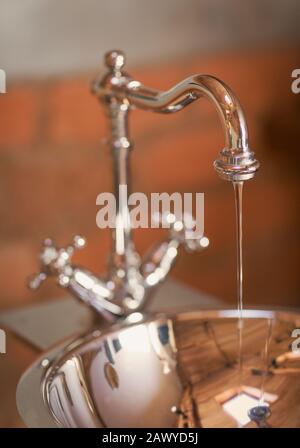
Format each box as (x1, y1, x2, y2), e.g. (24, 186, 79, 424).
(28, 50, 259, 321)
(17, 309, 300, 428)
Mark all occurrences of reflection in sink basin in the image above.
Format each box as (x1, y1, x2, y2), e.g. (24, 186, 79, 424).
(17, 309, 300, 428)
(46, 317, 180, 428)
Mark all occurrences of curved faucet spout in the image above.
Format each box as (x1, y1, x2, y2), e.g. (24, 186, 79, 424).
(126, 75, 248, 151)
(93, 51, 259, 182)
(126, 75, 259, 181)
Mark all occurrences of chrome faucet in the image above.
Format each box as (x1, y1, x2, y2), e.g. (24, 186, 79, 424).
(28, 50, 259, 321)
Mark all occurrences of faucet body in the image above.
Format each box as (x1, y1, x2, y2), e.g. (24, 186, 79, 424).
(29, 50, 259, 320)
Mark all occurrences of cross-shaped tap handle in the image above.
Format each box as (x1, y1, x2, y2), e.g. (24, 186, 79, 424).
(28, 235, 86, 290)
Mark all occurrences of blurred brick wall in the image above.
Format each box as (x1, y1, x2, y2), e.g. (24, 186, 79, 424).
(0, 48, 299, 310)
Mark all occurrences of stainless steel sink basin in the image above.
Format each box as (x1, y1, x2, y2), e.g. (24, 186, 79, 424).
(17, 309, 300, 428)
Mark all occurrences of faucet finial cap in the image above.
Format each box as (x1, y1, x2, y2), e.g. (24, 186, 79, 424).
(105, 50, 125, 72)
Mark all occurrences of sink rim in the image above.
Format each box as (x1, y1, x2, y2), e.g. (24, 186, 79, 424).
(16, 306, 300, 428)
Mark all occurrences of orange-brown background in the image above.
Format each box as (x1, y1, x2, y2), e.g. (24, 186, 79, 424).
(0, 1, 300, 429)
(0, 48, 299, 311)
